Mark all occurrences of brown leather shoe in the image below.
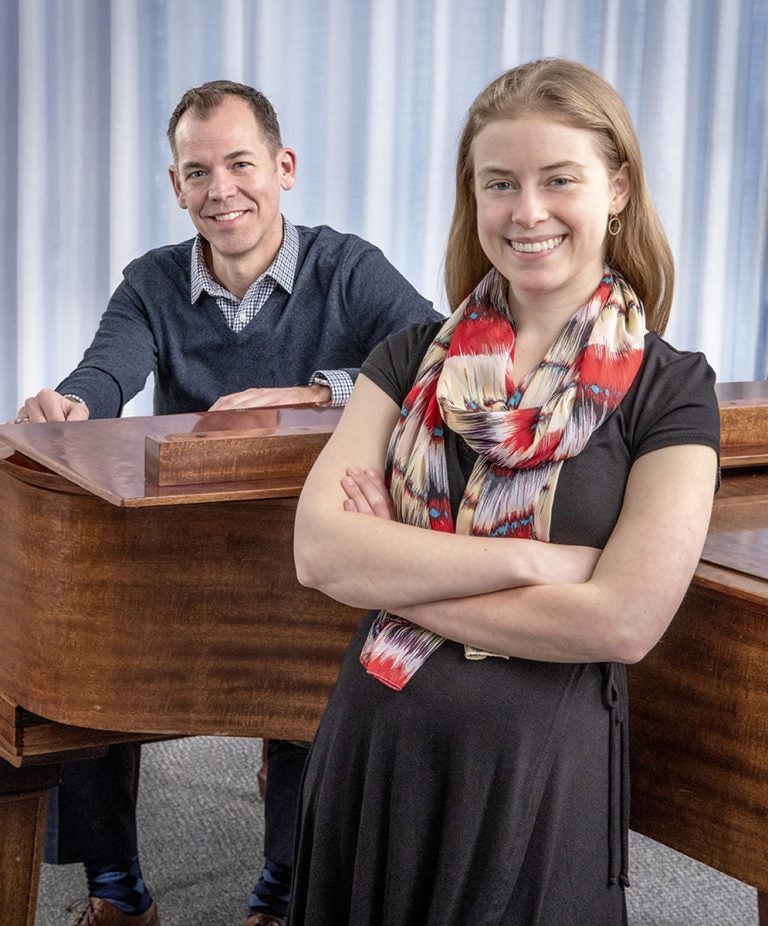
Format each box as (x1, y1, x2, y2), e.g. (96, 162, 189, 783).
(68, 898, 160, 926)
(243, 914, 286, 926)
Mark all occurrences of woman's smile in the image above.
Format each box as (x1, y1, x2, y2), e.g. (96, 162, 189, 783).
(508, 234, 566, 255)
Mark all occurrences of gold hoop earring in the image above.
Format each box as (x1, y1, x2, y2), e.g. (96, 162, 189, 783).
(608, 215, 622, 236)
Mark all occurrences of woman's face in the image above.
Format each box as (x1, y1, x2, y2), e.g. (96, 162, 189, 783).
(472, 116, 629, 313)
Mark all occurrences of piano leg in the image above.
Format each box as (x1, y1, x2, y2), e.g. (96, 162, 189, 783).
(0, 760, 59, 926)
(759, 890, 767, 926)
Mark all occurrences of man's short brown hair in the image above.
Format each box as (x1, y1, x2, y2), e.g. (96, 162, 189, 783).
(167, 80, 282, 161)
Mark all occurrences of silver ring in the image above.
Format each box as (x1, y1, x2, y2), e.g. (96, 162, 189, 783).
(14, 415, 30, 424)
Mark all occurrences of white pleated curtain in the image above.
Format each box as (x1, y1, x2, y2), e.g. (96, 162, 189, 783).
(2, 0, 767, 417)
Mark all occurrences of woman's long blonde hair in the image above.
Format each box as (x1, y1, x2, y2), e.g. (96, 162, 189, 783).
(444, 58, 674, 334)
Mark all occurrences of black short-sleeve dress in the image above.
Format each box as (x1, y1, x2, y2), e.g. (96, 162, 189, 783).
(289, 324, 720, 926)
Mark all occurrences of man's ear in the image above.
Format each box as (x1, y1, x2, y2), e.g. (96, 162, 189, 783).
(611, 161, 630, 214)
(169, 165, 187, 209)
(277, 147, 297, 191)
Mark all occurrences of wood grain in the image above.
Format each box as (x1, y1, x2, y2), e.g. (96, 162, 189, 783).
(716, 380, 768, 467)
(145, 426, 333, 486)
(0, 453, 362, 740)
(628, 578, 768, 890)
(0, 693, 169, 768)
(0, 405, 342, 506)
(628, 461, 768, 891)
(0, 762, 57, 926)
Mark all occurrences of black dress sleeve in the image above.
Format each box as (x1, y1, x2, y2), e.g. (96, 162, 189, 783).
(624, 334, 720, 461)
(360, 320, 444, 405)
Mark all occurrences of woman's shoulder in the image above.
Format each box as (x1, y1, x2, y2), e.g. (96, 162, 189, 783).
(361, 318, 446, 405)
(634, 332, 718, 408)
(371, 318, 445, 359)
(622, 331, 720, 457)
(642, 331, 713, 371)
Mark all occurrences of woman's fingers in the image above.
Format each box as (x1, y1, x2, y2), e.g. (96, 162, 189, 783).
(341, 467, 394, 519)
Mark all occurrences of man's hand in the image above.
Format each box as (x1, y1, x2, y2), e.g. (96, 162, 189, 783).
(13, 389, 90, 423)
(208, 384, 332, 411)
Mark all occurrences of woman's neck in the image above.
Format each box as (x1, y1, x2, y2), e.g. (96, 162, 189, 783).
(507, 269, 603, 338)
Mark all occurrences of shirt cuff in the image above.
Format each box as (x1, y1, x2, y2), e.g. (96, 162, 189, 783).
(309, 370, 353, 407)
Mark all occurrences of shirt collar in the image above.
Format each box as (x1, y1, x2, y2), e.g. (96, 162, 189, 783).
(189, 216, 299, 303)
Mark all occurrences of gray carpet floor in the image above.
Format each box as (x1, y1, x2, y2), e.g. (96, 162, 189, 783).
(36, 737, 760, 925)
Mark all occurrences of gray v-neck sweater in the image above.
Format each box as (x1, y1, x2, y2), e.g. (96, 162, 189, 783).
(58, 224, 437, 419)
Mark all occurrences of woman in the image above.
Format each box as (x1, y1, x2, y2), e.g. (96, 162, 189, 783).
(290, 59, 720, 925)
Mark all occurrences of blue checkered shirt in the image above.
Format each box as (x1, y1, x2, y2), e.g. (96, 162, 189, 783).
(190, 217, 351, 405)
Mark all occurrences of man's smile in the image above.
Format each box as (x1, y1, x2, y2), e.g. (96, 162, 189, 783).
(210, 210, 247, 222)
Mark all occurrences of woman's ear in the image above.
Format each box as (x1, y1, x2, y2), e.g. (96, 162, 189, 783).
(611, 161, 630, 214)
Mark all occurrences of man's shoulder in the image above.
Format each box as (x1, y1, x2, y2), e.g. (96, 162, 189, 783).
(292, 223, 415, 290)
(123, 238, 195, 280)
(290, 222, 436, 321)
(294, 223, 375, 260)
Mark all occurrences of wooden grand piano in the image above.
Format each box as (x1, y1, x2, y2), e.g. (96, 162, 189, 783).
(628, 380, 768, 923)
(0, 404, 362, 924)
(0, 387, 766, 924)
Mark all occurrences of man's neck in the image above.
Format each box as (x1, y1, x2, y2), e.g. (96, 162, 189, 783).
(204, 238, 281, 301)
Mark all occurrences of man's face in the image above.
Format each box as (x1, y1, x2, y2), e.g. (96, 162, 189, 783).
(169, 96, 296, 280)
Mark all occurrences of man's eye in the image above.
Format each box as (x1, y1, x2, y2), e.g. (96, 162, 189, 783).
(233, 162, 251, 169)
(187, 170, 206, 179)
(550, 177, 572, 187)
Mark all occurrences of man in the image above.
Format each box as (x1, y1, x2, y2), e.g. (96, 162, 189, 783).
(16, 80, 438, 926)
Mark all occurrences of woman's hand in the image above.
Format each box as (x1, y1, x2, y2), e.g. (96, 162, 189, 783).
(297, 375, 618, 616)
(341, 466, 598, 582)
(341, 467, 394, 519)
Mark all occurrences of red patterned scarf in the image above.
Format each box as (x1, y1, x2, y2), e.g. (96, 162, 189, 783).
(360, 266, 646, 690)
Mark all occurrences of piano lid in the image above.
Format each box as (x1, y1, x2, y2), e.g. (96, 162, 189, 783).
(0, 405, 342, 508)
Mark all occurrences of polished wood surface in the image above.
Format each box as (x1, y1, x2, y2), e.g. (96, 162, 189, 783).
(0, 406, 354, 925)
(145, 424, 333, 487)
(0, 405, 342, 506)
(0, 408, 360, 740)
(628, 468, 768, 892)
(0, 692, 167, 769)
(0, 762, 58, 924)
(717, 379, 768, 467)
